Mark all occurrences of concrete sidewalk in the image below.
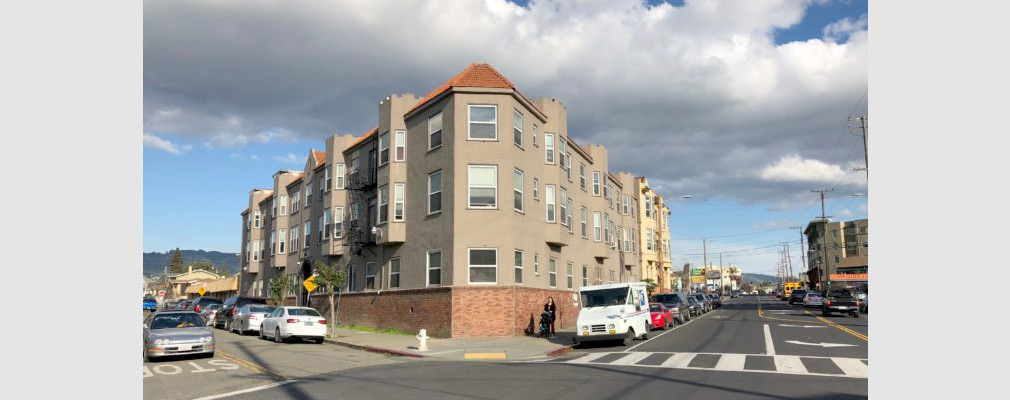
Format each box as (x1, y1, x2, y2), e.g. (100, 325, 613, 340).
(323, 327, 577, 360)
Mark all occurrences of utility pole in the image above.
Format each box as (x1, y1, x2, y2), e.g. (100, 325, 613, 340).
(811, 189, 834, 290)
(719, 252, 723, 294)
(850, 115, 868, 179)
(702, 239, 707, 293)
(792, 227, 807, 288)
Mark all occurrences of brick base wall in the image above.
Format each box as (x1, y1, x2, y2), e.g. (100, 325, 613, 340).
(451, 286, 578, 338)
(307, 287, 453, 338)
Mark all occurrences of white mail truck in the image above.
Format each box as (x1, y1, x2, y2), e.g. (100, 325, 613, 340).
(573, 282, 652, 347)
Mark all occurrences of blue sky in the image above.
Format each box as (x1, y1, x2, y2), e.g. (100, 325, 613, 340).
(144, 0, 868, 277)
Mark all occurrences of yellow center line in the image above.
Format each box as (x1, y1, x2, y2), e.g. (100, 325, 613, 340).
(758, 297, 868, 342)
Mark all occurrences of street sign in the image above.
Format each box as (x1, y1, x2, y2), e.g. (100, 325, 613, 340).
(303, 275, 318, 293)
(198, 287, 206, 296)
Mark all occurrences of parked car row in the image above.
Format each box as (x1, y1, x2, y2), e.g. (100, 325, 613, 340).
(787, 289, 865, 318)
(207, 296, 329, 344)
(646, 292, 728, 333)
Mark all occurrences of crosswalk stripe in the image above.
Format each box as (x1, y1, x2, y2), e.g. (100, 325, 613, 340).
(832, 357, 869, 378)
(713, 353, 746, 371)
(774, 355, 808, 374)
(609, 352, 652, 366)
(568, 352, 612, 364)
(660, 352, 697, 368)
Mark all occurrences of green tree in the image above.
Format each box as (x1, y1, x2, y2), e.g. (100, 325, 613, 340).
(642, 278, 658, 298)
(190, 261, 217, 273)
(169, 248, 185, 273)
(268, 274, 294, 306)
(312, 260, 347, 337)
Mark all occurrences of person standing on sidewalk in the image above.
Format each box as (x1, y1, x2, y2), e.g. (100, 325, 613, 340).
(544, 297, 557, 338)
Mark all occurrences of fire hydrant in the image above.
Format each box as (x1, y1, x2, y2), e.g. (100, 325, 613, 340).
(416, 329, 429, 352)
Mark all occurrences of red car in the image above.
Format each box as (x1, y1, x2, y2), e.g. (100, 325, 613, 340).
(649, 303, 674, 330)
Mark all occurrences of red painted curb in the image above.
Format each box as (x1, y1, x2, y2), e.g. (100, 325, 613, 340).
(546, 346, 572, 357)
(363, 346, 425, 358)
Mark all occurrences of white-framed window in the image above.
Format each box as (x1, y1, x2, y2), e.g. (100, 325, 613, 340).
(468, 165, 497, 209)
(630, 198, 636, 217)
(378, 185, 388, 224)
(427, 250, 442, 287)
(609, 271, 615, 283)
(319, 176, 324, 200)
(253, 211, 261, 228)
(468, 248, 498, 284)
(631, 230, 637, 254)
(582, 265, 588, 286)
(394, 130, 406, 162)
(318, 214, 325, 243)
(389, 258, 401, 288)
(646, 228, 654, 251)
(252, 240, 260, 261)
(269, 232, 274, 255)
(566, 196, 573, 233)
(592, 172, 601, 196)
(379, 132, 389, 166)
(325, 166, 332, 191)
(306, 182, 313, 206)
(532, 178, 539, 200)
(558, 138, 567, 170)
(645, 196, 652, 217)
(545, 185, 556, 222)
(271, 198, 276, 219)
(548, 258, 557, 287)
(334, 207, 344, 238)
(335, 164, 345, 189)
(279, 195, 287, 216)
(593, 212, 602, 241)
(623, 228, 630, 252)
(532, 124, 538, 146)
(278, 229, 286, 254)
(595, 267, 603, 285)
(513, 169, 523, 212)
(604, 213, 610, 244)
(534, 253, 540, 275)
(428, 112, 443, 150)
(622, 195, 629, 215)
(544, 133, 555, 164)
(581, 207, 588, 238)
(303, 220, 311, 248)
(468, 105, 497, 140)
(559, 187, 568, 226)
(393, 183, 405, 222)
(514, 249, 523, 284)
(579, 164, 587, 190)
(347, 265, 356, 292)
(290, 225, 299, 250)
(291, 191, 300, 213)
(366, 262, 376, 290)
(428, 170, 442, 214)
(513, 110, 523, 147)
(567, 262, 573, 289)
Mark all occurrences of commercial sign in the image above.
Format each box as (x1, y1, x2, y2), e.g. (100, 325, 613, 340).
(829, 273, 868, 281)
(691, 275, 706, 283)
(706, 270, 721, 280)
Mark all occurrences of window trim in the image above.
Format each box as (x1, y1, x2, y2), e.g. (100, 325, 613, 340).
(278, 228, 286, 254)
(545, 184, 556, 223)
(566, 261, 574, 289)
(428, 170, 443, 215)
(335, 163, 345, 189)
(532, 178, 539, 200)
(548, 257, 557, 288)
(513, 109, 523, 148)
(428, 112, 443, 151)
(426, 249, 442, 287)
(593, 212, 602, 242)
(365, 261, 377, 290)
(581, 206, 588, 239)
(592, 172, 601, 196)
(377, 185, 389, 225)
(534, 253, 540, 275)
(393, 183, 405, 222)
(513, 168, 524, 213)
(389, 258, 401, 289)
(394, 130, 406, 162)
(467, 248, 498, 285)
(334, 207, 344, 238)
(579, 163, 587, 191)
(544, 133, 555, 164)
(514, 249, 523, 285)
(467, 165, 498, 209)
(467, 104, 498, 141)
(378, 131, 389, 166)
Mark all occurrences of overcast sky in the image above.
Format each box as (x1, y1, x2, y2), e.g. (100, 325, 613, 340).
(144, 0, 868, 277)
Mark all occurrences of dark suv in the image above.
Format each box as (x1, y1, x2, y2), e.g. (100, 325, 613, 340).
(214, 296, 267, 331)
(692, 293, 713, 313)
(788, 289, 808, 305)
(187, 297, 223, 314)
(652, 292, 689, 324)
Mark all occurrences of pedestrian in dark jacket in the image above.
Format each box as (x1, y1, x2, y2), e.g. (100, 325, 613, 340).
(544, 297, 557, 338)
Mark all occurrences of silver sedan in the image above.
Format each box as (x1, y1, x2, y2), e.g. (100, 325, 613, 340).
(143, 311, 215, 361)
(802, 292, 824, 307)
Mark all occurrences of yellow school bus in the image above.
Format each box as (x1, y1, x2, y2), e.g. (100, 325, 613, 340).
(783, 282, 802, 299)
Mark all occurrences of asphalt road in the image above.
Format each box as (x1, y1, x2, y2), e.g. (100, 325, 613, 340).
(144, 296, 867, 399)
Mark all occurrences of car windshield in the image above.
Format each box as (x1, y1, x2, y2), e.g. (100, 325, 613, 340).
(694, 295, 706, 301)
(249, 306, 273, 313)
(828, 290, 853, 298)
(150, 313, 206, 329)
(580, 288, 630, 308)
(806, 293, 822, 298)
(649, 304, 662, 312)
(687, 297, 697, 304)
(287, 308, 321, 316)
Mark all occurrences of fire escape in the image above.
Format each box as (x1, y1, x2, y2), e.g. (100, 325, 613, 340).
(345, 141, 378, 255)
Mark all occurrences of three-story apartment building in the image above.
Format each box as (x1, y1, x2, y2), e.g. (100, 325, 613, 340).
(240, 64, 672, 337)
(636, 178, 672, 293)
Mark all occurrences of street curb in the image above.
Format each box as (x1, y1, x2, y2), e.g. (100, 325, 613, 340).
(546, 345, 572, 357)
(323, 338, 425, 358)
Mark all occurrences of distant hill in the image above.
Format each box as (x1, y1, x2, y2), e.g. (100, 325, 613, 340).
(144, 250, 239, 277)
(741, 273, 779, 284)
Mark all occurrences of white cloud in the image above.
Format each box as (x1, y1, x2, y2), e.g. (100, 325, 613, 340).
(823, 14, 868, 43)
(250, 155, 259, 161)
(143, 132, 192, 155)
(837, 208, 853, 217)
(758, 155, 846, 183)
(273, 153, 301, 164)
(752, 218, 797, 230)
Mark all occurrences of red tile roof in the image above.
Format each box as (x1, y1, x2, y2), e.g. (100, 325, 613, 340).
(312, 150, 326, 166)
(346, 126, 379, 151)
(407, 63, 542, 116)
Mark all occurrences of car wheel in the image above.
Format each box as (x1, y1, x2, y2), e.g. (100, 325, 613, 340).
(315, 337, 324, 344)
(259, 325, 266, 340)
(571, 338, 580, 348)
(621, 329, 635, 346)
(274, 328, 284, 343)
(641, 324, 649, 340)
(205, 351, 215, 359)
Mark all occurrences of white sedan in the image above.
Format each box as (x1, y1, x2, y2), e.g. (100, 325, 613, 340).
(260, 306, 328, 344)
(802, 292, 824, 307)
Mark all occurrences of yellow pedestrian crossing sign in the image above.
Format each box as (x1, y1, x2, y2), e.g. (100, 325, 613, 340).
(303, 275, 318, 293)
(198, 287, 206, 296)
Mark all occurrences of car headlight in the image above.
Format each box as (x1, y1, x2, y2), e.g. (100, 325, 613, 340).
(607, 324, 615, 330)
(581, 326, 588, 331)
(204, 336, 214, 342)
(154, 339, 165, 345)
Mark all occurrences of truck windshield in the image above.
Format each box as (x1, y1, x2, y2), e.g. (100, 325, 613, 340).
(581, 288, 630, 308)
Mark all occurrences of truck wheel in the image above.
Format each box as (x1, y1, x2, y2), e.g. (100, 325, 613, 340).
(641, 324, 649, 340)
(622, 329, 635, 346)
